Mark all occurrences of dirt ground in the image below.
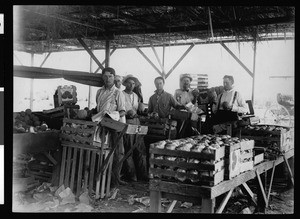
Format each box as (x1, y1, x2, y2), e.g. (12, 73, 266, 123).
(13, 176, 293, 214)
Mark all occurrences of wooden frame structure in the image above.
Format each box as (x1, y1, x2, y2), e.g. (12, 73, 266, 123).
(149, 149, 294, 213)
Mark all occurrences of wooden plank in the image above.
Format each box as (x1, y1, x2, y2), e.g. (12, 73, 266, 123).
(255, 170, 268, 205)
(59, 146, 67, 186)
(241, 182, 257, 206)
(105, 153, 113, 198)
(210, 149, 294, 199)
(61, 126, 95, 134)
(60, 133, 94, 144)
(126, 124, 148, 135)
(201, 198, 216, 213)
(70, 147, 78, 191)
(61, 141, 100, 151)
(136, 47, 162, 76)
(43, 151, 58, 165)
(101, 152, 108, 199)
(95, 152, 102, 199)
(215, 188, 234, 213)
(220, 42, 253, 77)
(63, 118, 97, 126)
(165, 44, 195, 79)
(64, 146, 73, 187)
(166, 200, 177, 213)
(76, 148, 84, 197)
(149, 158, 224, 172)
(150, 190, 162, 212)
(149, 146, 225, 161)
(100, 117, 128, 132)
(266, 161, 276, 206)
(89, 151, 96, 194)
(84, 150, 91, 191)
(149, 179, 210, 197)
(283, 155, 294, 186)
(77, 38, 104, 70)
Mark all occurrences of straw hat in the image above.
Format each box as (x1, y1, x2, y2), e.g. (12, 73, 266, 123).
(180, 73, 193, 82)
(122, 74, 141, 86)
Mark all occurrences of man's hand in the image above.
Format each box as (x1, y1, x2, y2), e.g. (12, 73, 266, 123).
(192, 88, 200, 97)
(126, 109, 136, 119)
(222, 101, 233, 111)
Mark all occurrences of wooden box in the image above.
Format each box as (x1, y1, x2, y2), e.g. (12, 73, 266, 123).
(140, 117, 175, 138)
(149, 144, 225, 186)
(241, 125, 294, 152)
(169, 109, 191, 120)
(224, 144, 241, 180)
(60, 118, 101, 147)
(253, 147, 265, 165)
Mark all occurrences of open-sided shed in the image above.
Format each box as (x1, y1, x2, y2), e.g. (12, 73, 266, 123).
(13, 5, 295, 108)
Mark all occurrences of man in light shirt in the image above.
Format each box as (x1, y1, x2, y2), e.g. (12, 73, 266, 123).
(212, 75, 248, 123)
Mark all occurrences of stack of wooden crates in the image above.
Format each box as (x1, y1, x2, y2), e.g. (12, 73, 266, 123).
(59, 118, 112, 199)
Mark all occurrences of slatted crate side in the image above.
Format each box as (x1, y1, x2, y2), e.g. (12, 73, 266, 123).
(240, 149, 253, 161)
(224, 148, 241, 180)
(149, 168, 224, 186)
(61, 126, 95, 135)
(60, 133, 94, 145)
(240, 160, 254, 173)
(63, 118, 97, 127)
(240, 140, 254, 151)
(149, 158, 224, 172)
(149, 146, 225, 161)
(59, 144, 112, 198)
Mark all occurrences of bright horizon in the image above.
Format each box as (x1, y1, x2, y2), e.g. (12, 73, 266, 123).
(13, 40, 294, 113)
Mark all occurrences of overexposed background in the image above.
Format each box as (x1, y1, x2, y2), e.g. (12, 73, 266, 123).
(13, 40, 294, 118)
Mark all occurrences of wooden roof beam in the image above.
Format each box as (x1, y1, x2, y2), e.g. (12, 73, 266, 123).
(220, 42, 253, 78)
(77, 38, 104, 70)
(106, 16, 294, 36)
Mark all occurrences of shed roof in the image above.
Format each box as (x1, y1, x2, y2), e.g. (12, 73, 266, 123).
(14, 5, 295, 53)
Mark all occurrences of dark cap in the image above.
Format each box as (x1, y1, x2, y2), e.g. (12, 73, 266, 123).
(102, 67, 116, 76)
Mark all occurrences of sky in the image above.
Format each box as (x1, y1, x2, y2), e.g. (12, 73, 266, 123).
(13, 39, 294, 114)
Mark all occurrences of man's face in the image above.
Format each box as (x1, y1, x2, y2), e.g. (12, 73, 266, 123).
(223, 78, 233, 91)
(103, 71, 115, 86)
(125, 79, 135, 91)
(154, 79, 164, 90)
(182, 78, 191, 89)
(114, 77, 122, 89)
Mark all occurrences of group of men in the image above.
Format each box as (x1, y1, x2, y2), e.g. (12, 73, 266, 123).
(92, 67, 248, 188)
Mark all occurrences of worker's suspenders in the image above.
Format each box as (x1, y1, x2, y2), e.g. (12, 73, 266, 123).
(217, 91, 237, 110)
(215, 91, 238, 123)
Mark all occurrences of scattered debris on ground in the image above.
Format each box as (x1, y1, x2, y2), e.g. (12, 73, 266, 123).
(12, 179, 293, 213)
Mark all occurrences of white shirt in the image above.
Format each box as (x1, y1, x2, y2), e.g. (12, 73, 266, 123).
(213, 87, 248, 114)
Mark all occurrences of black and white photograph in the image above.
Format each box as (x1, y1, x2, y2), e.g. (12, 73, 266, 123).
(11, 5, 294, 213)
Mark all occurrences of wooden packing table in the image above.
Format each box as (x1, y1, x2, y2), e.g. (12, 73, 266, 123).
(149, 149, 294, 213)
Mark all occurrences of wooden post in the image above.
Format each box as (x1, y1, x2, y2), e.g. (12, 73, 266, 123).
(162, 44, 165, 78)
(30, 53, 34, 110)
(251, 39, 257, 104)
(136, 47, 163, 77)
(105, 40, 110, 68)
(201, 197, 216, 213)
(255, 170, 267, 212)
(215, 188, 233, 213)
(150, 190, 162, 212)
(88, 48, 93, 109)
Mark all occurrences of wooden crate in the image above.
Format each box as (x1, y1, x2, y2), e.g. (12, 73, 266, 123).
(224, 140, 254, 178)
(59, 118, 113, 199)
(140, 117, 176, 137)
(241, 125, 294, 152)
(224, 145, 241, 180)
(149, 144, 225, 186)
(253, 147, 265, 165)
(59, 143, 112, 199)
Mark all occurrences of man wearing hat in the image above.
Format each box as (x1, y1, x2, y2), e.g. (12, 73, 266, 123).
(121, 74, 148, 182)
(93, 67, 127, 188)
(174, 73, 201, 137)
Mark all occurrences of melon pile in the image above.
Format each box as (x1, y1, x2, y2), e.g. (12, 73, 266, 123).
(14, 109, 48, 133)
